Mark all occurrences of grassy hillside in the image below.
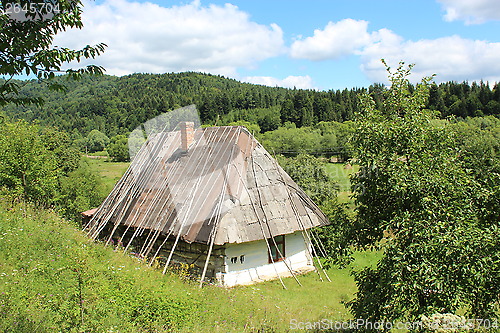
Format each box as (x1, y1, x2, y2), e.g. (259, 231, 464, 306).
(0, 201, 199, 332)
(0, 155, 385, 331)
(0, 197, 381, 332)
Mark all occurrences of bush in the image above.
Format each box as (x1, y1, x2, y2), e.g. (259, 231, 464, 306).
(108, 134, 130, 162)
(86, 129, 110, 153)
(56, 159, 103, 221)
(0, 120, 58, 205)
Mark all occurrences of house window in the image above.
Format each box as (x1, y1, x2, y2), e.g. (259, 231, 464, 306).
(268, 235, 285, 263)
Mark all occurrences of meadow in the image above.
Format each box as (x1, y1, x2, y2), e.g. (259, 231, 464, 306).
(84, 157, 130, 197)
(0, 158, 381, 332)
(0, 199, 380, 332)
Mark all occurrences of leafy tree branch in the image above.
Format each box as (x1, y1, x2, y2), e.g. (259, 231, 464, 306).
(0, 0, 106, 106)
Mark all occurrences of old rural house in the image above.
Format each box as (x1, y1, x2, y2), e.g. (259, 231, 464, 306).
(85, 122, 329, 287)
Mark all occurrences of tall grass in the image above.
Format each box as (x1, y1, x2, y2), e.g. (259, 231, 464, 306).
(0, 158, 385, 331)
(0, 198, 382, 332)
(0, 200, 198, 332)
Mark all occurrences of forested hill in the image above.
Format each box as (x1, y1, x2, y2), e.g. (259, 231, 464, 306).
(2, 72, 500, 137)
(1, 72, 290, 136)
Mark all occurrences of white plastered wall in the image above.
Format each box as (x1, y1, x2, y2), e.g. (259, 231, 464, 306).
(220, 231, 314, 287)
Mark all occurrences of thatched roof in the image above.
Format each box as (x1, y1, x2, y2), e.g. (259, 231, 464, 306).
(87, 125, 328, 245)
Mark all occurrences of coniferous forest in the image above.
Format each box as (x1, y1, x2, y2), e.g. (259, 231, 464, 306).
(2, 72, 500, 138)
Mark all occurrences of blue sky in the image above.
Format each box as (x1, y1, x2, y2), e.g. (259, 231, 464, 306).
(54, 0, 500, 90)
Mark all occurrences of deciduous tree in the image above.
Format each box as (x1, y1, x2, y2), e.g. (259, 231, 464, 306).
(0, 0, 106, 106)
(0, 120, 58, 203)
(348, 61, 500, 321)
(107, 134, 129, 162)
(85, 129, 109, 153)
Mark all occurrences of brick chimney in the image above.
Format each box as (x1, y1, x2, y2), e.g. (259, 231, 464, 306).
(180, 121, 194, 151)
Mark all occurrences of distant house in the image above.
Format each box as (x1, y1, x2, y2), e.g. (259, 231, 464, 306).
(86, 123, 329, 287)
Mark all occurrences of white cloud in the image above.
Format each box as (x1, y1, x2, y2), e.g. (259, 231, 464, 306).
(437, 0, 500, 24)
(243, 75, 315, 89)
(290, 19, 371, 61)
(54, 0, 285, 76)
(288, 17, 500, 85)
(360, 32, 500, 84)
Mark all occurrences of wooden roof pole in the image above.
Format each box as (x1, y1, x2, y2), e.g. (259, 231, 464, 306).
(149, 127, 221, 266)
(250, 148, 295, 288)
(198, 127, 241, 288)
(162, 126, 233, 274)
(99, 132, 170, 246)
(269, 154, 325, 282)
(137, 128, 204, 257)
(227, 136, 288, 289)
(118, 132, 177, 250)
(251, 152, 303, 286)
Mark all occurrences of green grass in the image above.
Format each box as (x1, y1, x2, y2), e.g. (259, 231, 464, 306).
(191, 250, 382, 332)
(0, 201, 198, 332)
(84, 157, 130, 196)
(323, 163, 359, 192)
(0, 198, 381, 332)
(0, 157, 381, 331)
(81, 157, 375, 331)
(86, 150, 109, 157)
